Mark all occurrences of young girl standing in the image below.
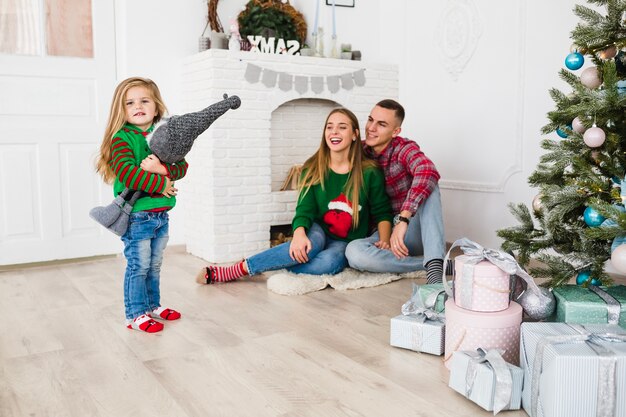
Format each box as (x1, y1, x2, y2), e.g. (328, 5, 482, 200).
(96, 77, 186, 333)
(196, 108, 393, 283)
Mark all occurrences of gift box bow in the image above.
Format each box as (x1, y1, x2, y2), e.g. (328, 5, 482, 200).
(529, 324, 626, 417)
(465, 348, 513, 415)
(401, 283, 445, 323)
(442, 238, 550, 309)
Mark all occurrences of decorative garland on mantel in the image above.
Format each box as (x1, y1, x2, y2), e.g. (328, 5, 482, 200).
(244, 62, 366, 94)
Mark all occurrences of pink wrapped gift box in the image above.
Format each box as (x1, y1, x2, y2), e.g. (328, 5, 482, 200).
(454, 254, 511, 312)
(444, 299, 522, 369)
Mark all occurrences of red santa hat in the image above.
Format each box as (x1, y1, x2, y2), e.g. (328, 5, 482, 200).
(328, 194, 353, 215)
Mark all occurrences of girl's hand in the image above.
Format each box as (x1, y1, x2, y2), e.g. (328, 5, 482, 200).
(162, 177, 177, 197)
(374, 240, 391, 250)
(289, 228, 311, 263)
(141, 154, 167, 174)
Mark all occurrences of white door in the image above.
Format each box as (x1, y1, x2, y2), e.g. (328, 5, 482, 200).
(0, 0, 119, 266)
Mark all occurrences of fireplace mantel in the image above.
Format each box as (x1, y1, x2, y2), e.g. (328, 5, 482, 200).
(181, 49, 398, 263)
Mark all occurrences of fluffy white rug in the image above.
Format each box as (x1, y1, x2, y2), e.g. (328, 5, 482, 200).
(265, 268, 427, 296)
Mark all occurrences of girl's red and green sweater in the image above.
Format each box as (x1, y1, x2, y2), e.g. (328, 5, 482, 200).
(110, 123, 188, 212)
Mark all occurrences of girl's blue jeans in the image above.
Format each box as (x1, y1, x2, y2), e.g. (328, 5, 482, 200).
(246, 223, 348, 276)
(121, 211, 169, 320)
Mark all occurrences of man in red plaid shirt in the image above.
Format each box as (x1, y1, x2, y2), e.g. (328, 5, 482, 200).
(345, 99, 447, 283)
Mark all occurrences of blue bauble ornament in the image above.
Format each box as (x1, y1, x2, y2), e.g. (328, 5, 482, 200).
(584, 206, 606, 227)
(590, 277, 602, 286)
(565, 52, 584, 70)
(556, 125, 571, 138)
(576, 271, 591, 285)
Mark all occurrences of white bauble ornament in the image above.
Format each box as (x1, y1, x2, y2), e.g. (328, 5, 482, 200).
(572, 117, 587, 134)
(580, 66, 602, 88)
(583, 126, 606, 147)
(532, 194, 543, 212)
(611, 244, 626, 274)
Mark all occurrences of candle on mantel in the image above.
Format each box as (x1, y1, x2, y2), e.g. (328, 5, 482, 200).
(313, 0, 320, 35)
(332, 0, 336, 38)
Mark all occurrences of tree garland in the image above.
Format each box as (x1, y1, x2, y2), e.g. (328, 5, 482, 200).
(237, 0, 307, 45)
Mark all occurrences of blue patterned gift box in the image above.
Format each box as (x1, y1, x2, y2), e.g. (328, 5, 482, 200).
(519, 322, 626, 417)
(389, 315, 445, 355)
(448, 349, 523, 414)
(553, 285, 626, 329)
(390, 283, 445, 355)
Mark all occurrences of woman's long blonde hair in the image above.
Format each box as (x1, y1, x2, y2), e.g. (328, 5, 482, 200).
(299, 108, 376, 227)
(95, 77, 168, 184)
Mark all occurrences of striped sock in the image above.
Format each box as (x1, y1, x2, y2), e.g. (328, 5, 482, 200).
(208, 261, 248, 283)
(425, 259, 444, 284)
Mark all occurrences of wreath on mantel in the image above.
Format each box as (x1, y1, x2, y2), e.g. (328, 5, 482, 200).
(208, 0, 224, 33)
(237, 0, 307, 45)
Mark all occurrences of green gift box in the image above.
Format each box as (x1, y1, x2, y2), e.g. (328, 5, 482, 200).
(416, 283, 447, 313)
(553, 284, 626, 329)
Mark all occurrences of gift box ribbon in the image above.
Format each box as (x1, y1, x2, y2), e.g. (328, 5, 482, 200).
(465, 348, 513, 415)
(529, 324, 626, 417)
(442, 238, 549, 309)
(588, 285, 622, 325)
(401, 283, 445, 323)
(400, 283, 445, 351)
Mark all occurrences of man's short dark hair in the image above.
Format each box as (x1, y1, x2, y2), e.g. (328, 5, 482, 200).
(376, 99, 405, 125)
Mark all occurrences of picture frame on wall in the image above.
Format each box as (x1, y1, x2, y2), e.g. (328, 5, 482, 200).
(326, 0, 354, 7)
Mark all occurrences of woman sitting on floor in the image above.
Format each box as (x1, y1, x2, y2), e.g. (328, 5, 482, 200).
(196, 107, 393, 284)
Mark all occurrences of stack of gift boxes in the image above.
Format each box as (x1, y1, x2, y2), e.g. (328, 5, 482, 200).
(389, 238, 626, 416)
(444, 253, 525, 413)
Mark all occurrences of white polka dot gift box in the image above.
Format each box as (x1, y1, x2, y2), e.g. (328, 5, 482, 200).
(520, 322, 626, 417)
(444, 299, 522, 369)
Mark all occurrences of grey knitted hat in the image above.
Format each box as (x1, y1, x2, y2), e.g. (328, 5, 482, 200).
(150, 93, 241, 163)
(89, 93, 241, 236)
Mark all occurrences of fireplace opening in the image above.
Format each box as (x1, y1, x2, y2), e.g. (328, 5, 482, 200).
(270, 98, 338, 192)
(270, 224, 293, 247)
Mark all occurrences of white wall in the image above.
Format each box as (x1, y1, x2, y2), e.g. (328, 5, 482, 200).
(116, 0, 581, 250)
(377, 0, 581, 249)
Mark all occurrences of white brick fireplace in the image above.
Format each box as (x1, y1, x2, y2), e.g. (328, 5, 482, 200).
(181, 49, 398, 263)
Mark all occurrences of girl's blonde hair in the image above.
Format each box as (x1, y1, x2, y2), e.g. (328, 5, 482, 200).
(299, 107, 375, 227)
(95, 77, 168, 184)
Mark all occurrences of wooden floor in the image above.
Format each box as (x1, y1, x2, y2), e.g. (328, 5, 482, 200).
(0, 247, 529, 417)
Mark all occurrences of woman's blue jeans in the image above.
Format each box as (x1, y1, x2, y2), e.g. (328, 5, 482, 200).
(246, 223, 348, 276)
(121, 211, 169, 320)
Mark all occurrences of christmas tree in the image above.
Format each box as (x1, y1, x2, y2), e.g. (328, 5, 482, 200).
(498, 0, 626, 288)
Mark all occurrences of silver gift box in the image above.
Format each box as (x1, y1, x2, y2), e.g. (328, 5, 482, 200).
(448, 350, 523, 412)
(389, 315, 444, 356)
(520, 322, 626, 417)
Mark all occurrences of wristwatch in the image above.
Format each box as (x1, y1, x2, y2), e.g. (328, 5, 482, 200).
(393, 214, 410, 226)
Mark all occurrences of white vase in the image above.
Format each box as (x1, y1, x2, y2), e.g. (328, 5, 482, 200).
(229, 36, 240, 51)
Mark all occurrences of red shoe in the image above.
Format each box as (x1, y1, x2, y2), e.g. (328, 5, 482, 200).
(126, 314, 164, 333)
(195, 267, 214, 284)
(150, 307, 181, 321)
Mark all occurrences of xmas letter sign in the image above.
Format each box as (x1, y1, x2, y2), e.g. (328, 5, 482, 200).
(247, 36, 301, 55)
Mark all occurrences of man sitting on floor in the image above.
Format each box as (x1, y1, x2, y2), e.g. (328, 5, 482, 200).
(345, 99, 449, 283)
